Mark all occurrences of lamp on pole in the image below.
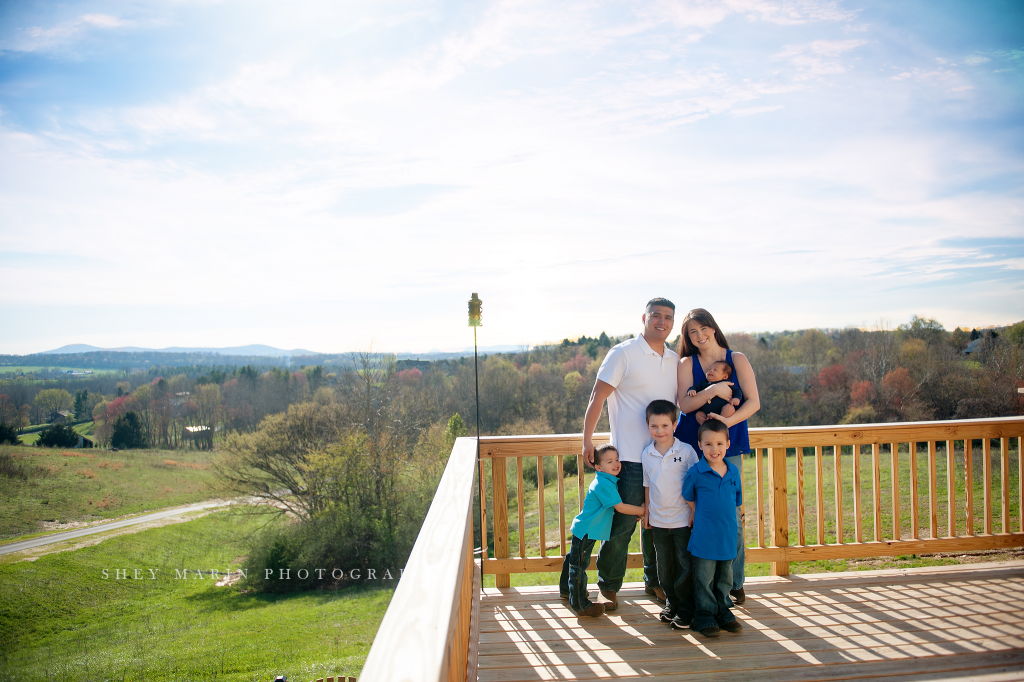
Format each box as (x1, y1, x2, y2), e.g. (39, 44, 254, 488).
(468, 293, 484, 559)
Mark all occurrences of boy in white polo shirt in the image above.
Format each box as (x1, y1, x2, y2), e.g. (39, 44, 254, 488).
(642, 399, 699, 629)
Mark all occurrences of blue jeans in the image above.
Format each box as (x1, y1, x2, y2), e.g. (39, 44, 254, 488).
(595, 461, 658, 592)
(691, 556, 736, 631)
(559, 534, 597, 613)
(733, 506, 745, 590)
(651, 526, 694, 620)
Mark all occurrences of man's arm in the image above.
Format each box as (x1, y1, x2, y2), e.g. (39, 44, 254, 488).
(582, 379, 615, 467)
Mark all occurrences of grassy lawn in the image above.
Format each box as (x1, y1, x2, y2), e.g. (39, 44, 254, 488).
(0, 510, 391, 682)
(0, 445, 227, 540)
(480, 439, 1022, 587)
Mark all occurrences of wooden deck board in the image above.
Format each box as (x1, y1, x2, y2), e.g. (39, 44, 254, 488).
(476, 561, 1024, 681)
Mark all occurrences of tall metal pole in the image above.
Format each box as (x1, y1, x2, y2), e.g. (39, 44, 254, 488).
(474, 326, 481, 449)
(469, 293, 485, 559)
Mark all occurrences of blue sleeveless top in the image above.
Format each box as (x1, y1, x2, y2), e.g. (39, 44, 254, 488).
(674, 349, 751, 459)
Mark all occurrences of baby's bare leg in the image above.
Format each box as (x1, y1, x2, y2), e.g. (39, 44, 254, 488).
(695, 411, 708, 424)
(720, 403, 736, 418)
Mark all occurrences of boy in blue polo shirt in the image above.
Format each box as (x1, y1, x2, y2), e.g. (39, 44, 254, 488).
(682, 420, 744, 637)
(559, 444, 647, 616)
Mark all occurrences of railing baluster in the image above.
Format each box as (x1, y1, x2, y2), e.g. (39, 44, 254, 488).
(537, 455, 546, 558)
(1001, 437, 1011, 533)
(946, 439, 955, 538)
(479, 459, 488, 560)
(516, 457, 525, 558)
(557, 455, 566, 556)
(834, 445, 844, 544)
(797, 446, 806, 546)
(853, 444, 863, 543)
(769, 446, 789, 576)
(910, 442, 919, 539)
(928, 440, 938, 539)
(964, 439, 973, 536)
(815, 445, 825, 544)
(891, 443, 900, 541)
(984, 438, 993, 535)
(491, 455, 509, 588)
(755, 448, 764, 548)
(1019, 437, 1023, 534)
(872, 443, 882, 543)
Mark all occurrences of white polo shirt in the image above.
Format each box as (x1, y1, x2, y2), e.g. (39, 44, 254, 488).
(596, 334, 679, 463)
(642, 438, 699, 528)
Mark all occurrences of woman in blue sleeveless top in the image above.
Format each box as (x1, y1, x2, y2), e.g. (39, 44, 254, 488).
(673, 308, 760, 602)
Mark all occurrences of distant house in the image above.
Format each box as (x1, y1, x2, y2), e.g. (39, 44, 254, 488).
(183, 425, 217, 450)
(52, 410, 73, 424)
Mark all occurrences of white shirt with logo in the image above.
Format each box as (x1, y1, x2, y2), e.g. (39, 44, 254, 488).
(642, 437, 699, 528)
(596, 334, 679, 463)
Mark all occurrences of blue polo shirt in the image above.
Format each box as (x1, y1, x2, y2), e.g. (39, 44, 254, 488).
(682, 458, 742, 561)
(570, 471, 623, 542)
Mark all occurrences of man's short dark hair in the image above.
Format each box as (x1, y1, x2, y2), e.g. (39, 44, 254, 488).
(646, 297, 675, 313)
(697, 419, 730, 441)
(594, 444, 618, 466)
(646, 399, 679, 424)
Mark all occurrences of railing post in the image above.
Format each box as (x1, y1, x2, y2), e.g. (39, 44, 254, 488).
(769, 446, 789, 576)
(491, 456, 510, 588)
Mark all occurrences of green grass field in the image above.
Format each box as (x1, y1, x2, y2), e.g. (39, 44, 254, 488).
(0, 510, 392, 682)
(480, 441, 1022, 587)
(0, 445, 226, 540)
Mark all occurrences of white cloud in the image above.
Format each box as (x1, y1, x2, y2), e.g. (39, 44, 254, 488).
(772, 38, 867, 79)
(964, 54, 990, 66)
(1, 13, 134, 53)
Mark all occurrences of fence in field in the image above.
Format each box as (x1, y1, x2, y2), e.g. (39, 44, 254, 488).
(359, 416, 1024, 682)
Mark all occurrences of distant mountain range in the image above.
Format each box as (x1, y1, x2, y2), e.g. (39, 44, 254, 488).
(36, 344, 322, 358)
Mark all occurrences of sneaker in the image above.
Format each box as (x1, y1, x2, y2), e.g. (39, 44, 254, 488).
(599, 589, 618, 611)
(700, 625, 721, 638)
(578, 603, 605, 617)
(659, 606, 676, 623)
(670, 614, 692, 630)
(722, 620, 743, 633)
(730, 588, 746, 605)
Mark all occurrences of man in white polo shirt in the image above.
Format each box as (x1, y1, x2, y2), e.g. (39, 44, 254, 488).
(581, 298, 678, 609)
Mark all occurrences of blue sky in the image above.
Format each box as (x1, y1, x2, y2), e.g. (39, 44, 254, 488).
(0, 0, 1021, 354)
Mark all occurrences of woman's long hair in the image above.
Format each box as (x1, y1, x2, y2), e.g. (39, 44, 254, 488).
(677, 308, 731, 358)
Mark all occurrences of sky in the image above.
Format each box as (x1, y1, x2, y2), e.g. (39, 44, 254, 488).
(0, 0, 1022, 355)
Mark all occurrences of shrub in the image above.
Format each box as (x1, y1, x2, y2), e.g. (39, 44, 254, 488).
(0, 423, 21, 445)
(37, 424, 80, 448)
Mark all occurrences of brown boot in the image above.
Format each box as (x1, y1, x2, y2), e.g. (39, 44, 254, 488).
(578, 603, 605, 617)
(599, 589, 618, 611)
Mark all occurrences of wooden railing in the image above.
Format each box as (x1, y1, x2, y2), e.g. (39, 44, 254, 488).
(360, 437, 480, 682)
(477, 417, 1024, 584)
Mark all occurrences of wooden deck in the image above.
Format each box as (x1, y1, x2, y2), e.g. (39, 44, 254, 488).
(477, 561, 1024, 682)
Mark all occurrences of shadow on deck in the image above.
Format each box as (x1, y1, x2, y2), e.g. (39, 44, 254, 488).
(478, 561, 1024, 682)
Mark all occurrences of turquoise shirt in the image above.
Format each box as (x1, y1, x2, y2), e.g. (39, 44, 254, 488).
(570, 471, 623, 542)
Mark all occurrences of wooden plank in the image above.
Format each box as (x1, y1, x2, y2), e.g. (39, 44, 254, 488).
(947, 439, 956, 538)
(1002, 436, 1011, 533)
(815, 445, 824, 544)
(479, 458, 488, 560)
(515, 457, 525, 558)
(768, 447, 789, 576)
(359, 438, 478, 682)
(985, 437, 993, 535)
(910, 442, 919, 539)
(964, 439, 973, 536)
(796, 446, 805, 546)
(464, 559, 481, 682)
(853, 444, 863, 543)
(536, 456, 545, 558)
(834, 445, 844, 544)
(479, 532, 1024, 573)
(928, 440, 938, 540)
(556, 455, 566, 556)
(1020, 436, 1024, 534)
(890, 443, 900, 541)
(755, 448, 764, 547)
(872, 443, 881, 542)
(479, 418, 1024, 457)
(491, 456, 509, 588)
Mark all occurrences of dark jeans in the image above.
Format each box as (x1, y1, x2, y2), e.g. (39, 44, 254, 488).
(651, 526, 694, 620)
(733, 506, 745, 590)
(595, 461, 658, 592)
(691, 556, 736, 631)
(559, 534, 597, 613)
